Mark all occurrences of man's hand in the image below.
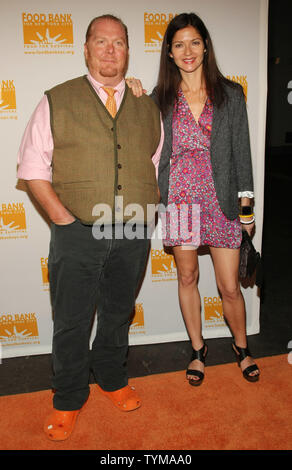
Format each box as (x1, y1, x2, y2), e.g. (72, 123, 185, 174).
(54, 216, 76, 225)
(27, 180, 75, 225)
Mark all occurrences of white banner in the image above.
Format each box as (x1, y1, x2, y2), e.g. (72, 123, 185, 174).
(0, 0, 268, 358)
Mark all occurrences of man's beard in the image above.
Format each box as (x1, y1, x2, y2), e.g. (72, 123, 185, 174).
(99, 64, 119, 77)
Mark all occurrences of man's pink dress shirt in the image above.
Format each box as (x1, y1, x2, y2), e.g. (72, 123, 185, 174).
(17, 74, 163, 181)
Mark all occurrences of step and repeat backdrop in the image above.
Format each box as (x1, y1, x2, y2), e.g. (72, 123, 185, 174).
(0, 0, 268, 358)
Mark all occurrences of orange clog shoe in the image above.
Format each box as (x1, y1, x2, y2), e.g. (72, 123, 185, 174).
(44, 408, 82, 441)
(96, 384, 141, 411)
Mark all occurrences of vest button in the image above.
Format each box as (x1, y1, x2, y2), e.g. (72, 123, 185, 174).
(117, 144, 121, 149)
(117, 163, 122, 169)
(117, 184, 122, 190)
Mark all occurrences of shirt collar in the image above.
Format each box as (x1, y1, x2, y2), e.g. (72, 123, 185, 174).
(87, 73, 125, 97)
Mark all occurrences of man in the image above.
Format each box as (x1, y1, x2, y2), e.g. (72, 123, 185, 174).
(17, 15, 162, 441)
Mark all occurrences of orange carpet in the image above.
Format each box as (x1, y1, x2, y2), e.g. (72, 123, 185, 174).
(1, 354, 292, 450)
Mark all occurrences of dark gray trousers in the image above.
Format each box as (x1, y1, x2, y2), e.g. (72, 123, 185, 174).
(48, 220, 149, 411)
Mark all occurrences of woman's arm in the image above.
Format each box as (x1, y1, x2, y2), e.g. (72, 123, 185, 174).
(231, 86, 255, 236)
(232, 86, 254, 194)
(239, 197, 255, 236)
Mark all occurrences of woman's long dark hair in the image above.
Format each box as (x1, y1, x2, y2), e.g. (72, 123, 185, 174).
(156, 12, 234, 117)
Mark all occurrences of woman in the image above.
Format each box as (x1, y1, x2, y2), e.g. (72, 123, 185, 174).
(130, 12, 259, 385)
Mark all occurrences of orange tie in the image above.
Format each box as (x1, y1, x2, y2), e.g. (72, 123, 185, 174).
(102, 87, 117, 118)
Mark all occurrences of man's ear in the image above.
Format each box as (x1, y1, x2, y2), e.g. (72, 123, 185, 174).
(84, 43, 89, 68)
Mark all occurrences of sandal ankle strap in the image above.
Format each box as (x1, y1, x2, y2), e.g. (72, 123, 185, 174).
(191, 343, 207, 363)
(233, 343, 251, 362)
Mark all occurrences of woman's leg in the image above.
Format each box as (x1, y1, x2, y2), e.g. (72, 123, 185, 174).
(209, 246, 259, 376)
(172, 246, 205, 381)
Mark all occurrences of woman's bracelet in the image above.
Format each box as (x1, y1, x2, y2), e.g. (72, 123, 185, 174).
(239, 213, 255, 218)
(240, 205, 254, 216)
(240, 216, 255, 224)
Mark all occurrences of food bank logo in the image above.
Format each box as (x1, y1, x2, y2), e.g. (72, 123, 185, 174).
(151, 248, 177, 282)
(41, 257, 49, 291)
(0, 80, 17, 120)
(144, 12, 176, 52)
(0, 313, 40, 347)
(227, 75, 248, 101)
(0, 202, 27, 240)
(22, 12, 74, 55)
(204, 296, 225, 328)
(130, 303, 145, 335)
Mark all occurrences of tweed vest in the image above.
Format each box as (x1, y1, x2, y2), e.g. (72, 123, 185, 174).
(45, 76, 161, 225)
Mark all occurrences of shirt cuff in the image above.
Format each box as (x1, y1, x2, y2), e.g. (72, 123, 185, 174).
(238, 191, 254, 198)
(17, 166, 52, 182)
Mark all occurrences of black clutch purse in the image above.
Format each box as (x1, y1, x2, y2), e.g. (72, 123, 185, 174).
(239, 230, 261, 280)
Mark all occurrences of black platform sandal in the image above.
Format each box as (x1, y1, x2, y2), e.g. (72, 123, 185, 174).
(186, 343, 208, 387)
(232, 343, 260, 382)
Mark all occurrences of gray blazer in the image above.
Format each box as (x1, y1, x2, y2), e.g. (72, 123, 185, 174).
(152, 83, 254, 220)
